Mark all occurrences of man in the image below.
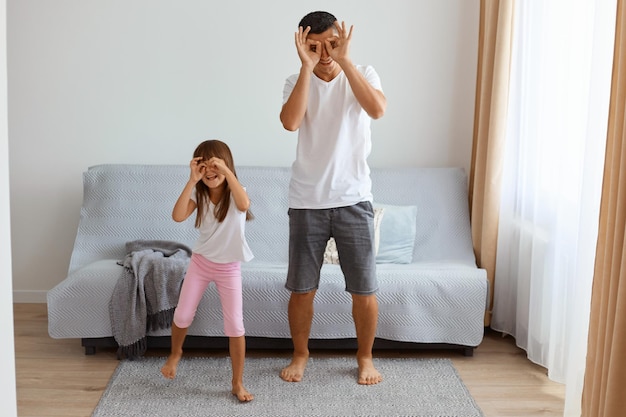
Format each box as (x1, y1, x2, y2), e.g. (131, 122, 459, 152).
(279, 10, 386, 385)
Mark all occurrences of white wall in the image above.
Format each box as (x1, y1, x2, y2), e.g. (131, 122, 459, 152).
(8, 0, 479, 301)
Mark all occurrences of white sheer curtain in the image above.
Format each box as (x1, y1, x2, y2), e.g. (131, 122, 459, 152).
(490, 1, 616, 416)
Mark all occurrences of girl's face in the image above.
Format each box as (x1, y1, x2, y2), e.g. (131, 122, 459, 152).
(199, 159, 226, 191)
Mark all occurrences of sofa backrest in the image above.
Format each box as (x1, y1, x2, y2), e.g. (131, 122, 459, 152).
(67, 164, 476, 274)
(370, 168, 476, 265)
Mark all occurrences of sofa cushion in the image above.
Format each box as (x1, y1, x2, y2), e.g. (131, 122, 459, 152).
(47, 259, 124, 338)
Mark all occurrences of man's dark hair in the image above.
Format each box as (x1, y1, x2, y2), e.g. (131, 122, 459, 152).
(298, 11, 337, 34)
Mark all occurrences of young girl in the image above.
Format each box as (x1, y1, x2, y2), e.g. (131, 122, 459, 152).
(161, 139, 254, 402)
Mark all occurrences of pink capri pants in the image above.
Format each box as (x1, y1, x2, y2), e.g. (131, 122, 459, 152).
(173, 253, 245, 337)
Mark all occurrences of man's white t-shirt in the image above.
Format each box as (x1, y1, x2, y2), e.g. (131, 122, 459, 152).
(191, 189, 254, 263)
(283, 65, 383, 209)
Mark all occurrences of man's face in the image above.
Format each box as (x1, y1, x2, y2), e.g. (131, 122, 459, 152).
(307, 27, 340, 79)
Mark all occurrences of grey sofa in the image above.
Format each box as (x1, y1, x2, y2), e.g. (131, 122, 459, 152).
(47, 164, 488, 356)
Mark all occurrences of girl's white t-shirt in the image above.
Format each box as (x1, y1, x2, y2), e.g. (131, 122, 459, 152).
(191, 189, 254, 263)
(283, 65, 383, 209)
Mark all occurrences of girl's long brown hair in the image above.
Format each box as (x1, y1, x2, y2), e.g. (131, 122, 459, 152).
(193, 140, 253, 227)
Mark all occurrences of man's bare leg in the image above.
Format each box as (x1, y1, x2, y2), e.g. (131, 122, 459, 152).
(280, 290, 316, 382)
(161, 322, 187, 379)
(352, 293, 383, 385)
(229, 335, 254, 402)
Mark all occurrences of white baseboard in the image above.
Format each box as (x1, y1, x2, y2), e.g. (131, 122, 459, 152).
(12, 290, 47, 303)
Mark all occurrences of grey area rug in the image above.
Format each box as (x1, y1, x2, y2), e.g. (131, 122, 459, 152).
(92, 356, 484, 417)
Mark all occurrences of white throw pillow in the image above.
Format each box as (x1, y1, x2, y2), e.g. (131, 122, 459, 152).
(323, 207, 385, 264)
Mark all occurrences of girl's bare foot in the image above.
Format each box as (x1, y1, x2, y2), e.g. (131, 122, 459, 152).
(160, 352, 182, 379)
(357, 356, 383, 385)
(280, 353, 309, 382)
(232, 383, 254, 402)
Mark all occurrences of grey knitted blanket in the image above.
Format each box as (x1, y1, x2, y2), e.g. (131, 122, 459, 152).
(110, 239, 192, 360)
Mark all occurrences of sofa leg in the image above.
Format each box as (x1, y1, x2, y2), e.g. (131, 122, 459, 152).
(462, 346, 474, 357)
(84, 345, 96, 355)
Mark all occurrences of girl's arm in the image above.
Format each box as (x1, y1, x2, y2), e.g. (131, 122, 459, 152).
(172, 157, 203, 222)
(208, 157, 250, 212)
(224, 170, 250, 212)
(172, 180, 198, 222)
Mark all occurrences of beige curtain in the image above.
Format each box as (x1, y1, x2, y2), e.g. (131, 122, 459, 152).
(582, 1, 626, 415)
(469, 0, 515, 325)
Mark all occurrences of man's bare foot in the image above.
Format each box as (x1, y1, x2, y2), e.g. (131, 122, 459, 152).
(160, 352, 182, 379)
(232, 383, 254, 402)
(280, 354, 309, 382)
(357, 356, 383, 385)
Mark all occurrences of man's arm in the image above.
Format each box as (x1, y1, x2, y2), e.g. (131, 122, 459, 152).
(341, 63, 386, 119)
(280, 67, 312, 131)
(327, 21, 386, 119)
(280, 26, 320, 131)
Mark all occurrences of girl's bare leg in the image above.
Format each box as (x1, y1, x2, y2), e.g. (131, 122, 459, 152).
(229, 335, 254, 402)
(161, 322, 187, 379)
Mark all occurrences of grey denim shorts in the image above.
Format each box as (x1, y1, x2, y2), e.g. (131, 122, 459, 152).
(285, 201, 378, 295)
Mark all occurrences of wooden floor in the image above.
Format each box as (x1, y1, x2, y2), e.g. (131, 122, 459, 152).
(14, 303, 565, 417)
